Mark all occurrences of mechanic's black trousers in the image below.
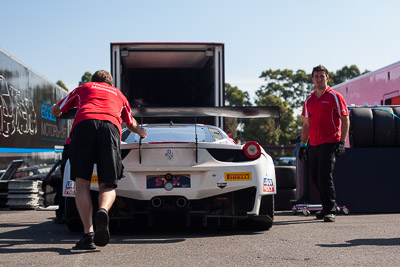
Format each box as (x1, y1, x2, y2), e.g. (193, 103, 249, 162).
(308, 143, 337, 214)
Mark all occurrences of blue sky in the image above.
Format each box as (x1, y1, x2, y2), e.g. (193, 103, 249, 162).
(1, 0, 400, 103)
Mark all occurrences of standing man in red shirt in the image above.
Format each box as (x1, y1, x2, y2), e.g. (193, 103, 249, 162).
(52, 70, 146, 249)
(299, 65, 349, 222)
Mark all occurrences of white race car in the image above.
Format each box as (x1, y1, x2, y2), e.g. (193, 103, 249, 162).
(63, 106, 279, 231)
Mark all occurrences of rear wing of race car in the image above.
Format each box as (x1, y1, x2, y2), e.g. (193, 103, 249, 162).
(57, 106, 280, 128)
(132, 106, 280, 130)
(131, 106, 279, 120)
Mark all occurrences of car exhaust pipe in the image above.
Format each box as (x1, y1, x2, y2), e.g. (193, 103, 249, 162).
(151, 197, 163, 208)
(176, 197, 187, 208)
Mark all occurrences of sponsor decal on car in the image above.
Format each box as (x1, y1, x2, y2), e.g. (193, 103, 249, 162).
(263, 178, 274, 192)
(91, 174, 98, 184)
(64, 180, 75, 196)
(224, 172, 252, 181)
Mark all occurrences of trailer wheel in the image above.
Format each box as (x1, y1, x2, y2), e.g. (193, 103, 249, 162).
(373, 107, 396, 147)
(393, 107, 400, 147)
(349, 108, 374, 147)
(342, 207, 350, 215)
(275, 166, 297, 189)
(302, 209, 310, 216)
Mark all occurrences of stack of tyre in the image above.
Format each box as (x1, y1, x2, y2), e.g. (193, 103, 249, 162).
(350, 107, 400, 147)
(274, 166, 297, 210)
(0, 181, 8, 208)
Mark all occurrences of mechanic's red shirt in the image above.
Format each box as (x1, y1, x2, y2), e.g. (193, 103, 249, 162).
(302, 87, 349, 146)
(57, 82, 135, 136)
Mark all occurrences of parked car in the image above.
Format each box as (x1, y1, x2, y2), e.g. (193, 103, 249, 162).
(274, 157, 296, 166)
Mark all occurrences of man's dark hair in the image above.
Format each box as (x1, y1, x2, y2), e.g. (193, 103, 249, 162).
(312, 65, 329, 77)
(92, 70, 113, 86)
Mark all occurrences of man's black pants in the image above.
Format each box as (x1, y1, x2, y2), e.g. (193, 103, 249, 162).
(308, 143, 337, 214)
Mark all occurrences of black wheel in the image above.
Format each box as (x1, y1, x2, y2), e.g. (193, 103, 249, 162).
(349, 108, 374, 147)
(373, 107, 395, 147)
(275, 188, 297, 211)
(66, 217, 83, 232)
(64, 197, 78, 219)
(240, 195, 274, 231)
(392, 107, 400, 147)
(275, 166, 296, 189)
(64, 197, 82, 232)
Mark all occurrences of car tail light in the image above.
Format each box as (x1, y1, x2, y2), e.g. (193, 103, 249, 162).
(243, 141, 261, 159)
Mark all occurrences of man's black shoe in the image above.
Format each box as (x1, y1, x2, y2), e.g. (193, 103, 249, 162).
(73, 232, 96, 250)
(315, 210, 325, 220)
(324, 214, 336, 222)
(94, 208, 110, 247)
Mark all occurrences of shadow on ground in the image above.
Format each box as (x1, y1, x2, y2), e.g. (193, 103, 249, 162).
(318, 238, 400, 247)
(0, 213, 265, 254)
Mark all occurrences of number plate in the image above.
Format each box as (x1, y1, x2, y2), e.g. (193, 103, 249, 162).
(146, 174, 191, 189)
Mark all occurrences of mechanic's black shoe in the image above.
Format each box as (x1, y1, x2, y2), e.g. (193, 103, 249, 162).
(73, 232, 96, 250)
(94, 208, 110, 247)
(315, 210, 325, 220)
(324, 214, 336, 222)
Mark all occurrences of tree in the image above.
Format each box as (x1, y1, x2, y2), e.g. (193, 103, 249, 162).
(258, 69, 312, 110)
(225, 83, 251, 107)
(331, 65, 362, 85)
(56, 80, 68, 91)
(79, 71, 92, 86)
(224, 83, 251, 141)
(292, 70, 314, 106)
(243, 94, 296, 146)
(254, 70, 301, 145)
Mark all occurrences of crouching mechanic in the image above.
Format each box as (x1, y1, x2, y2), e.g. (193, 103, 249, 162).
(51, 70, 147, 249)
(299, 65, 349, 223)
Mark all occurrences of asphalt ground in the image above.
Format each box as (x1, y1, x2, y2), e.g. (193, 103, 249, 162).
(1, 209, 400, 266)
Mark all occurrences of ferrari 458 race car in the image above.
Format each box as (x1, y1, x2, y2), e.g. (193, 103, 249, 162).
(62, 106, 279, 231)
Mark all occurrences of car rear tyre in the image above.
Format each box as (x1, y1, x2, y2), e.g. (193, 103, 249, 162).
(240, 195, 274, 231)
(66, 217, 83, 232)
(64, 197, 82, 232)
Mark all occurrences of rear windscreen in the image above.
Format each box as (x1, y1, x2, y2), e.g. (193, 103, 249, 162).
(123, 126, 209, 143)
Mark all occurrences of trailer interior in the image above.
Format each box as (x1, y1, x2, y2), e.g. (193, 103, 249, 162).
(115, 43, 223, 124)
